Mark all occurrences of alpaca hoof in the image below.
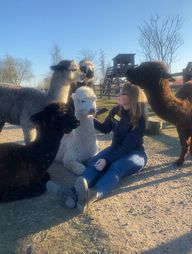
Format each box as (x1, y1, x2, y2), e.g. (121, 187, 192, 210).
(73, 164, 86, 175)
(47, 181, 77, 208)
(46, 181, 60, 197)
(174, 160, 184, 167)
(65, 196, 76, 208)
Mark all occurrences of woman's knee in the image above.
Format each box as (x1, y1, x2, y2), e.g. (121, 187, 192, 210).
(128, 152, 147, 168)
(109, 155, 146, 178)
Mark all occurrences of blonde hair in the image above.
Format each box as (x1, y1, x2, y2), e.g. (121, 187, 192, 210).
(121, 83, 148, 129)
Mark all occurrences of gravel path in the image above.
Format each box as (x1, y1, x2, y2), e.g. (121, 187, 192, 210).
(0, 124, 191, 254)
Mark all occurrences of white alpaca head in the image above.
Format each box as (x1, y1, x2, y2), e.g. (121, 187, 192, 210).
(51, 60, 86, 83)
(72, 87, 97, 116)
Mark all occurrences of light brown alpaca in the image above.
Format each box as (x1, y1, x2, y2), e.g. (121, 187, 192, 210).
(126, 61, 192, 166)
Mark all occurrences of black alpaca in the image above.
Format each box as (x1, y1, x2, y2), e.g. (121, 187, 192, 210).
(0, 102, 79, 201)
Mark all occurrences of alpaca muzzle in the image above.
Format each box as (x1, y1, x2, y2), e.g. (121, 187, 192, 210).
(86, 69, 94, 79)
(125, 69, 136, 83)
(88, 108, 96, 115)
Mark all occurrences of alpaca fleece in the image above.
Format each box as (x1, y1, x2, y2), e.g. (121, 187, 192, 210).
(126, 61, 192, 166)
(0, 60, 84, 144)
(0, 102, 79, 202)
(55, 86, 98, 175)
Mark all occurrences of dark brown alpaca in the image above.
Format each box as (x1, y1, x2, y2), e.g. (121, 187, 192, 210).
(176, 81, 192, 103)
(0, 102, 79, 202)
(126, 61, 192, 166)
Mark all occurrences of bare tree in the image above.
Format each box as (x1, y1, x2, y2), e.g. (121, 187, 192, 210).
(16, 58, 34, 85)
(98, 48, 107, 83)
(138, 14, 184, 71)
(37, 73, 51, 91)
(38, 44, 63, 91)
(0, 55, 33, 85)
(50, 44, 62, 65)
(79, 49, 97, 63)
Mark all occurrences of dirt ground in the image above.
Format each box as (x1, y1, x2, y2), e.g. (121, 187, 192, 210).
(0, 124, 192, 254)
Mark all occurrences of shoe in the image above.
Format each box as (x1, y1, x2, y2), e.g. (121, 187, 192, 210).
(87, 188, 99, 203)
(74, 177, 99, 212)
(46, 181, 77, 208)
(74, 177, 88, 212)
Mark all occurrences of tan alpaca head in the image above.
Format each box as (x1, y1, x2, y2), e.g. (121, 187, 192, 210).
(50, 60, 86, 83)
(79, 59, 95, 81)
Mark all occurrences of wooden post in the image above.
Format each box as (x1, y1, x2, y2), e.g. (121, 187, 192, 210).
(146, 117, 163, 135)
(107, 83, 111, 100)
(99, 83, 102, 98)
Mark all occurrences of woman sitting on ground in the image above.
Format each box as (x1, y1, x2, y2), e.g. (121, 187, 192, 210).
(47, 83, 148, 212)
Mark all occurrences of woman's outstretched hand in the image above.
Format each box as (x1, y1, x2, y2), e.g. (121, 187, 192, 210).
(95, 159, 107, 171)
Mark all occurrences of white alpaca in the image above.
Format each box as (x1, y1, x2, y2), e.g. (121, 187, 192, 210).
(55, 86, 98, 175)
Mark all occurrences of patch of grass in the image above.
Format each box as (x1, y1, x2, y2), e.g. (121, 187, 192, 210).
(97, 98, 117, 108)
(96, 98, 117, 122)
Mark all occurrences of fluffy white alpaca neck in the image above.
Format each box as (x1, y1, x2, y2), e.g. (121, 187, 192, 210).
(74, 113, 96, 142)
(73, 111, 97, 164)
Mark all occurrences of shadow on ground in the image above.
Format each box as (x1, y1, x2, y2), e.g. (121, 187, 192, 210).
(110, 161, 192, 198)
(140, 231, 192, 254)
(0, 163, 80, 253)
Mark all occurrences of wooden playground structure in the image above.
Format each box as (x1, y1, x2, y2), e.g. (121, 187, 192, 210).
(100, 54, 136, 99)
(100, 54, 192, 99)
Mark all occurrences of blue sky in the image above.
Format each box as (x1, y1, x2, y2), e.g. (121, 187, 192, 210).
(1, 0, 192, 86)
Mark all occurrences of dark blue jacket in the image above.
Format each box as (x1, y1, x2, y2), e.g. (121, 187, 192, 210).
(94, 105, 146, 164)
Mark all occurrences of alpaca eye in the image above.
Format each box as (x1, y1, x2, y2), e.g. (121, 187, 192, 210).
(81, 100, 85, 103)
(70, 69, 77, 72)
(80, 66, 86, 73)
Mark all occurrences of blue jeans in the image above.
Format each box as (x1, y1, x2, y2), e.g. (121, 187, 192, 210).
(82, 146, 148, 199)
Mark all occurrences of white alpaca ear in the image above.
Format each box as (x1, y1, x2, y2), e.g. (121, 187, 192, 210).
(71, 93, 75, 101)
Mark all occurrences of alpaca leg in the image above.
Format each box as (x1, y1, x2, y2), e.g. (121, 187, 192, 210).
(176, 145, 190, 166)
(0, 121, 5, 133)
(22, 127, 37, 144)
(189, 136, 192, 156)
(64, 160, 86, 175)
(176, 128, 191, 166)
(55, 143, 64, 162)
